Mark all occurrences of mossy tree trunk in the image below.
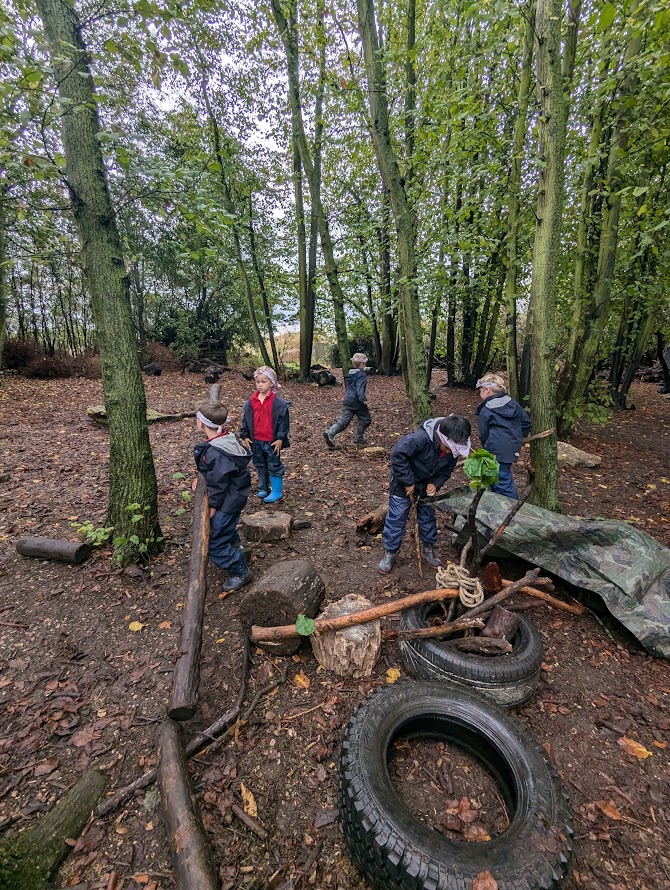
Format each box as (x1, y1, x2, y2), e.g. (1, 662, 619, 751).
(0, 178, 7, 374)
(357, 0, 431, 424)
(526, 0, 581, 511)
(35, 0, 160, 560)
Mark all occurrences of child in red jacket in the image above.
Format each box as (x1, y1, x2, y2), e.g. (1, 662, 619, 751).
(240, 366, 291, 504)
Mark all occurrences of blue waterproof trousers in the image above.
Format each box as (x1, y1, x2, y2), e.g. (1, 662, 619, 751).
(381, 494, 437, 554)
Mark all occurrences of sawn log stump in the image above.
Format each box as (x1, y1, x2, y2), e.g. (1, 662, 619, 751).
(16, 536, 92, 565)
(239, 559, 325, 656)
(240, 511, 292, 543)
(310, 594, 381, 678)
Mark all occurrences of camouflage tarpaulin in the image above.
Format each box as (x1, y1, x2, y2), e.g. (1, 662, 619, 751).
(432, 487, 670, 659)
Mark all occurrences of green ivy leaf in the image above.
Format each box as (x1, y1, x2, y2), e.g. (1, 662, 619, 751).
(295, 614, 316, 636)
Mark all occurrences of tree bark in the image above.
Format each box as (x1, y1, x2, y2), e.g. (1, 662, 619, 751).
(247, 194, 280, 371)
(16, 536, 92, 564)
(0, 179, 7, 373)
(357, 0, 431, 424)
(35, 0, 160, 561)
(526, 0, 581, 511)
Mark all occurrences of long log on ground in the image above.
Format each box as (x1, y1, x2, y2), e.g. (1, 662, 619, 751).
(16, 536, 92, 565)
(168, 475, 210, 721)
(500, 578, 585, 614)
(250, 586, 460, 644)
(158, 721, 218, 890)
(240, 559, 325, 655)
(0, 768, 107, 890)
(97, 638, 250, 819)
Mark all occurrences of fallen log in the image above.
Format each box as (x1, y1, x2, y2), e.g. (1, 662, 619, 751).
(448, 637, 513, 656)
(16, 536, 92, 565)
(0, 768, 107, 890)
(500, 578, 585, 615)
(356, 502, 388, 537)
(250, 586, 460, 644)
(158, 721, 218, 890)
(168, 474, 210, 721)
(87, 405, 195, 425)
(481, 605, 519, 641)
(394, 618, 486, 641)
(239, 559, 325, 655)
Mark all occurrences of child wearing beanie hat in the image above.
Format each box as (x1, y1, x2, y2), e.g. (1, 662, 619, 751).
(324, 353, 372, 448)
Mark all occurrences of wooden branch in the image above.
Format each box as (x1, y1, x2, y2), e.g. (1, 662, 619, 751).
(500, 579, 585, 615)
(460, 569, 541, 621)
(448, 637, 513, 655)
(355, 502, 388, 536)
(410, 499, 423, 578)
(466, 488, 486, 574)
(16, 536, 92, 565)
(158, 721, 218, 890)
(168, 474, 210, 721)
(481, 606, 519, 641)
(249, 586, 460, 643)
(479, 478, 535, 561)
(97, 638, 251, 819)
(395, 618, 486, 642)
(208, 383, 221, 400)
(231, 803, 268, 839)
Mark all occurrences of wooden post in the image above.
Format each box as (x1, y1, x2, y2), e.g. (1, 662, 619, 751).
(158, 721, 218, 890)
(168, 475, 210, 720)
(16, 536, 92, 564)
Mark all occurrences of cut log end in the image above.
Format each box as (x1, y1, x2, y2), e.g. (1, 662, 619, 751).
(16, 536, 92, 565)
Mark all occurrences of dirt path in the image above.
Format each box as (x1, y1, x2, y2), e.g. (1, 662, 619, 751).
(1, 373, 669, 890)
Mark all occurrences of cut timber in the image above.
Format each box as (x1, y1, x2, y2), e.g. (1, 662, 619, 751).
(356, 502, 388, 537)
(240, 510, 292, 543)
(239, 559, 325, 656)
(311, 595, 381, 678)
(500, 578, 585, 615)
(0, 768, 106, 890)
(87, 405, 195, 425)
(448, 637, 513, 655)
(158, 721, 218, 890)
(250, 585, 460, 644)
(16, 536, 91, 565)
(481, 606, 519, 641)
(168, 475, 210, 721)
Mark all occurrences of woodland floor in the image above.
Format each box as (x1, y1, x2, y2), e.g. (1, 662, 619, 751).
(1, 371, 669, 890)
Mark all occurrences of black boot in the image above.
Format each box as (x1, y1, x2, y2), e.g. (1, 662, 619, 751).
(421, 544, 442, 568)
(378, 550, 397, 574)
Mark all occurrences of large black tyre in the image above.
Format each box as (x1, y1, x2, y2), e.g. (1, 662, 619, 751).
(339, 683, 572, 890)
(399, 605, 543, 707)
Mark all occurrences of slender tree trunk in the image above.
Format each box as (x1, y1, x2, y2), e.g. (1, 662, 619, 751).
(357, 0, 431, 424)
(270, 0, 350, 373)
(404, 0, 416, 188)
(36, 0, 160, 559)
(526, 0, 580, 511)
(504, 0, 535, 400)
(378, 193, 395, 375)
(248, 194, 280, 371)
(294, 142, 311, 378)
(0, 180, 7, 373)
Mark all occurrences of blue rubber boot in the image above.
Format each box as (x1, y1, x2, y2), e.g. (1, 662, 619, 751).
(257, 485, 269, 499)
(263, 475, 284, 504)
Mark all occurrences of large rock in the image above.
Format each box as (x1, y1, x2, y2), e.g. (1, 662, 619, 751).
(240, 511, 292, 542)
(557, 441, 601, 468)
(310, 594, 381, 678)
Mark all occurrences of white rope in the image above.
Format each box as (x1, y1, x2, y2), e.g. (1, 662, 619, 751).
(436, 563, 484, 608)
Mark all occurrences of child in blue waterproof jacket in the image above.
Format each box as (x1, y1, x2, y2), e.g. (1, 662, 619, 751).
(193, 398, 252, 592)
(240, 366, 290, 504)
(324, 352, 371, 447)
(475, 372, 531, 499)
(378, 414, 471, 575)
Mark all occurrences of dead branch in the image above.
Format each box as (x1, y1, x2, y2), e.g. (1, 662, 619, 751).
(395, 618, 486, 641)
(479, 477, 535, 563)
(249, 586, 460, 643)
(500, 579, 585, 615)
(447, 637, 513, 655)
(231, 803, 268, 839)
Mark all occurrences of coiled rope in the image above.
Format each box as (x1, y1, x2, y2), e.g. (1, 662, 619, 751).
(436, 563, 484, 608)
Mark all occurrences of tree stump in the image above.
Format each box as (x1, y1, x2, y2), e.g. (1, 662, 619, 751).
(16, 536, 92, 565)
(239, 559, 325, 656)
(0, 768, 107, 889)
(481, 606, 519, 642)
(310, 594, 381, 678)
(240, 511, 292, 543)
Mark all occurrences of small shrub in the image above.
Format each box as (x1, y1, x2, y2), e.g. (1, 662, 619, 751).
(2, 338, 38, 371)
(147, 341, 181, 370)
(24, 353, 74, 379)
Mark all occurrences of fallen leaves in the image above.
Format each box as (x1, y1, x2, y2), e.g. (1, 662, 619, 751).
(240, 782, 257, 818)
(293, 671, 310, 689)
(128, 620, 146, 632)
(596, 800, 622, 820)
(386, 667, 401, 683)
(618, 736, 653, 759)
(473, 871, 498, 890)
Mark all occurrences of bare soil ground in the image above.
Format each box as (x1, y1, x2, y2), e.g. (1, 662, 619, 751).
(0, 372, 669, 890)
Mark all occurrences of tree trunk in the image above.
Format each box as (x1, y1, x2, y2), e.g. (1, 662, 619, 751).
(35, 0, 160, 561)
(378, 194, 395, 375)
(0, 179, 7, 373)
(270, 0, 350, 373)
(248, 194, 280, 371)
(526, 0, 580, 511)
(294, 141, 311, 379)
(357, 0, 431, 424)
(504, 0, 536, 400)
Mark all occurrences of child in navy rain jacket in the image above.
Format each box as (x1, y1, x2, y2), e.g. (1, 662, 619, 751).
(240, 366, 290, 504)
(324, 352, 371, 448)
(193, 398, 252, 592)
(475, 372, 531, 499)
(378, 414, 471, 575)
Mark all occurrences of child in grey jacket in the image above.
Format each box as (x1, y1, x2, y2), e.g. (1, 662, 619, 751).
(324, 352, 371, 447)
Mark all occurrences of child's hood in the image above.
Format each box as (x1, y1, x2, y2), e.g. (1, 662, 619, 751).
(478, 394, 518, 418)
(420, 417, 442, 440)
(347, 368, 366, 377)
(207, 432, 250, 458)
